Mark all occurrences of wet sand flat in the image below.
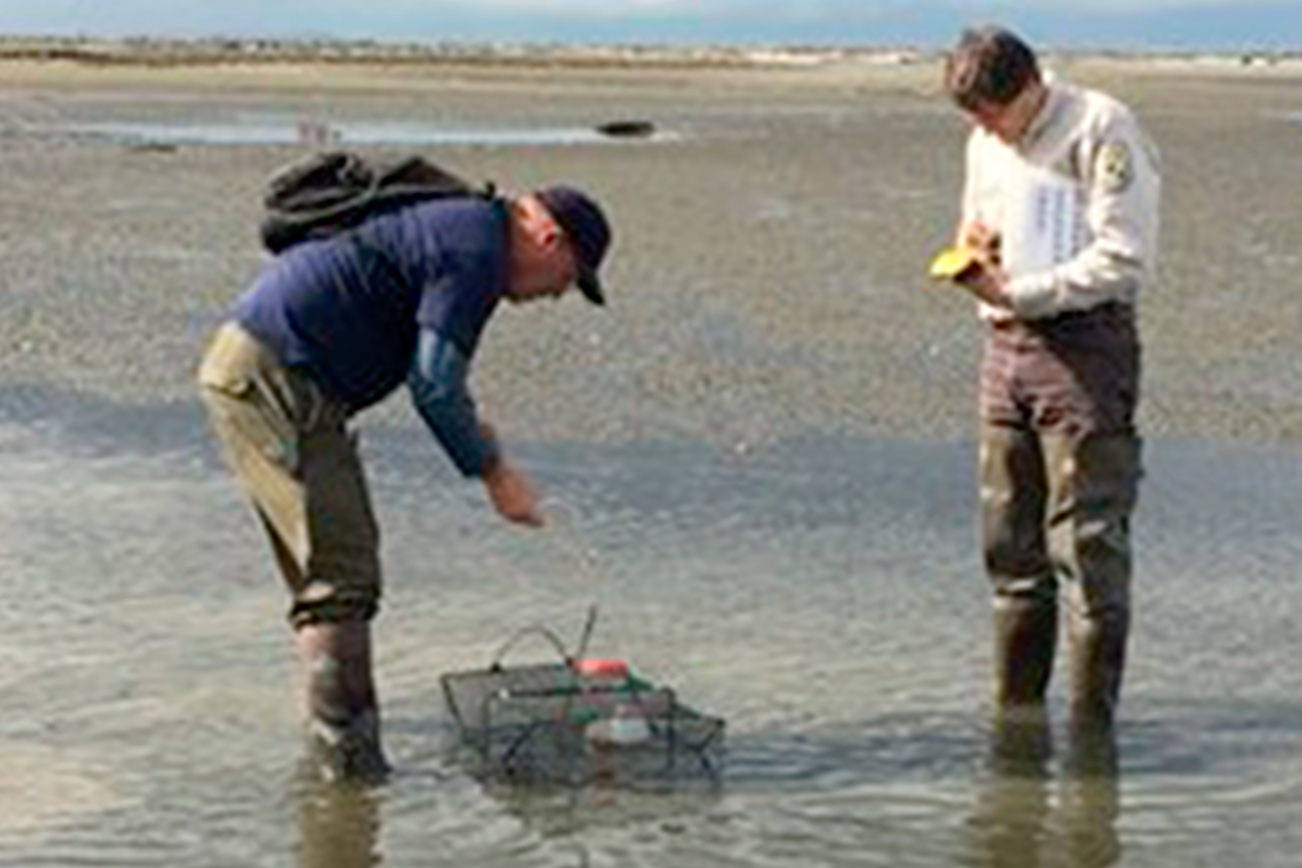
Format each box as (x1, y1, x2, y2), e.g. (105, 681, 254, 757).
(1, 54, 1300, 443)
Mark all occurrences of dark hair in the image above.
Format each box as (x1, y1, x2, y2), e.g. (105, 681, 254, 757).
(943, 26, 1040, 111)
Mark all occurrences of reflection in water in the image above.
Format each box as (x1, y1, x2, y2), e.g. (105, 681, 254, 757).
(1057, 722, 1120, 868)
(969, 711, 1120, 867)
(970, 708, 1054, 867)
(496, 777, 717, 830)
(294, 771, 384, 868)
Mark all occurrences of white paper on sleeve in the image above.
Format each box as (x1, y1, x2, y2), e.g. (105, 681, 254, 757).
(1002, 166, 1087, 279)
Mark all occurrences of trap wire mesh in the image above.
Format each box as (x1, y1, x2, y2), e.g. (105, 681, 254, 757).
(440, 611, 724, 786)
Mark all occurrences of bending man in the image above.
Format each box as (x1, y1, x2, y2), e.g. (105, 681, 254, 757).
(199, 181, 612, 780)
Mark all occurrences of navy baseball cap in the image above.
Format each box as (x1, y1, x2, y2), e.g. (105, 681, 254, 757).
(537, 185, 611, 305)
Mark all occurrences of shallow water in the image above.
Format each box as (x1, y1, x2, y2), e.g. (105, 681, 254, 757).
(1, 389, 1300, 866)
(38, 117, 667, 147)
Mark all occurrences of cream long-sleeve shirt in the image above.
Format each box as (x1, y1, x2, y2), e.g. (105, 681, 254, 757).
(960, 79, 1161, 322)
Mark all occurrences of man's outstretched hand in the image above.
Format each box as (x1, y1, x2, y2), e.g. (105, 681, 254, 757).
(481, 457, 545, 527)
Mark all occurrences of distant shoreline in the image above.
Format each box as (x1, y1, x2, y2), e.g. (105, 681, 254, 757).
(1, 34, 1298, 71)
(8, 35, 927, 70)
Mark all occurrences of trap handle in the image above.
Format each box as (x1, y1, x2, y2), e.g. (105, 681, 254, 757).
(488, 624, 572, 671)
(487, 604, 600, 672)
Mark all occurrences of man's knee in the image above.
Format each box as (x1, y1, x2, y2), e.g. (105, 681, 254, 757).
(1044, 434, 1141, 605)
(1046, 434, 1142, 517)
(289, 585, 379, 629)
(980, 426, 1051, 583)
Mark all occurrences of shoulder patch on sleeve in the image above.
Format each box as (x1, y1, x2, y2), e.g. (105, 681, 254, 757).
(1096, 141, 1134, 194)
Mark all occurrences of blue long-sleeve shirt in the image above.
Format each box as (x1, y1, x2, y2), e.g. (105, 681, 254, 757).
(407, 328, 499, 477)
(233, 197, 508, 475)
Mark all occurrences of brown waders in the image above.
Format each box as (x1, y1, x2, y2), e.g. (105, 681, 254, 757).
(979, 303, 1141, 730)
(199, 322, 390, 782)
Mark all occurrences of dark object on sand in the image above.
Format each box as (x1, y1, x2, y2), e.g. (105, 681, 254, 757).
(595, 119, 656, 138)
(126, 141, 178, 154)
(440, 607, 724, 785)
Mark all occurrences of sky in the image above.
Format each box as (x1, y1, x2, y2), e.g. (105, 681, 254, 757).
(0, 1, 1298, 50)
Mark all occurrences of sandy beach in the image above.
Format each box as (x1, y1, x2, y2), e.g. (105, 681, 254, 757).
(2, 48, 1302, 867)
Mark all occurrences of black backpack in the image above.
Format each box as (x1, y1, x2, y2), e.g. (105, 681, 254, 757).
(258, 150, 494, 254)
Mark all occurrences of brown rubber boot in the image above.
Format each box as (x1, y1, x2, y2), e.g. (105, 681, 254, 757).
(1066, 608, 1129, 733)
(980, 424, 1057, 710)
(1042, 433, 1139, 733)
(991, 594, 1058, 709)
(295, 619, 391, 783)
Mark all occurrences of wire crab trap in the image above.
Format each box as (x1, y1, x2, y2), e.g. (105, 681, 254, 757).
(440, 606, 724, 786)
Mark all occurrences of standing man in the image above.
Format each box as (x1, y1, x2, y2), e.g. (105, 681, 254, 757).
(198, 181, 612, 781)
(939, 26, 1160, 730)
